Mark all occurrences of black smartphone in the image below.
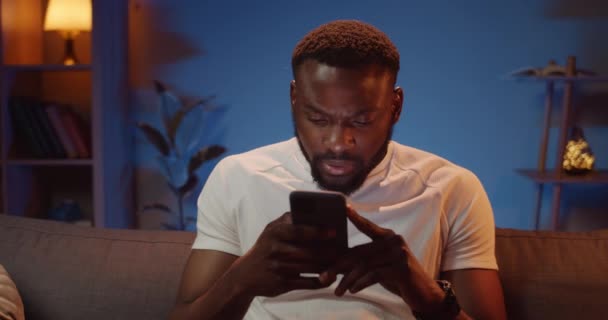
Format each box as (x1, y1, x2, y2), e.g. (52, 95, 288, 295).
(289, 190, 348, 252)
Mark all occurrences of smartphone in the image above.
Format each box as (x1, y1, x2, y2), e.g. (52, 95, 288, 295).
(289, 190, 348, 252)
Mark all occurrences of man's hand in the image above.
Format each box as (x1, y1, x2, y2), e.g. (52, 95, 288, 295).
(320, 206, 445, 314)
(227, 212, 339, 298)
(170, 212, 340, 320)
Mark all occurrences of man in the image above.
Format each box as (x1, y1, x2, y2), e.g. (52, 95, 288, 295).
(170, 20, 506, 320)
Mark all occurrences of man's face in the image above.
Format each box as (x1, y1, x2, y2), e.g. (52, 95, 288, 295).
(290, 60, 403, 195)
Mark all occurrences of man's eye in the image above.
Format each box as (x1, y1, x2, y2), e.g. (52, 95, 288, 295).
(309, 118, 328, 126)
(352, 119, 372, 127)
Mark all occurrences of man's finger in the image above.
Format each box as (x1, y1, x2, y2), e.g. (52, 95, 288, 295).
(268, 243, 340, 268)
(346, 206, 390, 240)
(321, 241, 398, 281)
(335, 262, 367, 296)
(270, 212, 292, 225)
(320, 259, 351, 284)
(274, 224, 334, 243)
(270, 261, 329, 276)
(320, 249, 361, 282)
(349, 269, 379, 294)
(285, 277, 330, 291)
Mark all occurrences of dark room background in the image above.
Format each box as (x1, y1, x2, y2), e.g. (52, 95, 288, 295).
(129, 0, 608, 231)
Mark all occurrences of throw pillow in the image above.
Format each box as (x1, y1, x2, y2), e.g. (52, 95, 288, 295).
(0, 264, 24, 320)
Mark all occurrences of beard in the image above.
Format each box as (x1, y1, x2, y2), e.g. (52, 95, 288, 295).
(295, 126, 393, 196)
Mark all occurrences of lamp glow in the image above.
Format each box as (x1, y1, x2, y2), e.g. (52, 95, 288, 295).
(44, 0, 92, 65)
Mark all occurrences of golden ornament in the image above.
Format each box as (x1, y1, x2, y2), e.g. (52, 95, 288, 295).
(562, 127, 595, 174)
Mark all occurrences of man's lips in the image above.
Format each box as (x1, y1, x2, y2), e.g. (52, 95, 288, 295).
(320, 159, 357, 176)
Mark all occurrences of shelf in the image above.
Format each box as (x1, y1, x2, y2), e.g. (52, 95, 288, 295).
(508, 75, 608, 82)
(1, 64, 92, 72)
(5, 159, 93, 166)
(516, 169, 608, 184)
(0, 0, 131, 228)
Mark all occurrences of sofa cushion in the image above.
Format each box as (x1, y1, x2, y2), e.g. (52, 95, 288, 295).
(0, 214, 195, 320)
(496, 227, 608, 320)
(3, 214, 608, 320)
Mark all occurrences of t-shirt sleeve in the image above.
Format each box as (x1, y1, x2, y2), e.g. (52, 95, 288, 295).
(192, 158, 241, 256)
(441, 170, 498, 271)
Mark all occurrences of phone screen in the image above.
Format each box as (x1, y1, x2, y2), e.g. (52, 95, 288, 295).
(289, 190, 348, 252)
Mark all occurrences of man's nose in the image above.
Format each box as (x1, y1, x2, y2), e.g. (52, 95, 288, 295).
(325, 126, 355, 154)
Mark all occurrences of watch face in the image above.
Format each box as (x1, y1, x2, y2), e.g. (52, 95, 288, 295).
(436, 280, 451, 291)
(439, 281, 461, 317)
(412, 280, 461, 319)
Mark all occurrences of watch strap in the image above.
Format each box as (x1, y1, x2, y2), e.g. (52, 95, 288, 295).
(412, 280, 461, 320)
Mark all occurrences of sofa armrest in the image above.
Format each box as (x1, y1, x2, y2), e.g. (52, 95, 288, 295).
(496, 227, 608, 320)
(0, 214, 195, 320)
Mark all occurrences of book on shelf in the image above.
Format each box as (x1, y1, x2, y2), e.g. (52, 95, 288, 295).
(29, 100, 66, 158)
(57, 105, 91, 158)
(45, 104, 79, 158)
(8, 96, 91, 159)
(9, 97, 45, 158)
(9, 96, 56, 157)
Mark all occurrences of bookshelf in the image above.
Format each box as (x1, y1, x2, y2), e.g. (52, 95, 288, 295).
(6, 159, 93, 166)
(512, 57, 608, 230)
(0, 0, 133, 228)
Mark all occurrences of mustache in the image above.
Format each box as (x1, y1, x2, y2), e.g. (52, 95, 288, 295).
(313, 152, 361, 162)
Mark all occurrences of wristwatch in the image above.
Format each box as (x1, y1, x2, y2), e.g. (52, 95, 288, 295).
(412, 280, 461, 320)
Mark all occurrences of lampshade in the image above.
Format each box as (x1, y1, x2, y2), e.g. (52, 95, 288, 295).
(44, 0, 92, 32)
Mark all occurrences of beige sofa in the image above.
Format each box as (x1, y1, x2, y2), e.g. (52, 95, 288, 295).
(1, 214, 607, 319)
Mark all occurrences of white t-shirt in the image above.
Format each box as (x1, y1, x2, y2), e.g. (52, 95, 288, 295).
(193, 138, 497, 319)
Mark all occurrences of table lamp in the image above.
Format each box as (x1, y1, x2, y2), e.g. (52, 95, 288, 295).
(43, 0, 92, 65)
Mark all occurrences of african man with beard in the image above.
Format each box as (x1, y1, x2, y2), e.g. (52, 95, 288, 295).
(170, 20, 507, 320)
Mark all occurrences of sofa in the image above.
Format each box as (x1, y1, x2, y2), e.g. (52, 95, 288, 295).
(1, 214, 607, 320)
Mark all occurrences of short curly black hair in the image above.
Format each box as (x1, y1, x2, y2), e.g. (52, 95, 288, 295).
(291, 20, 400, 78)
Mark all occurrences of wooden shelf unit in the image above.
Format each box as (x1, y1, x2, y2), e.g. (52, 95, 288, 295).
(513, 56, 608, 230)
(516, 169, 608, 184)
(0, 0, 133, 228)
(6, 159, 93, 166)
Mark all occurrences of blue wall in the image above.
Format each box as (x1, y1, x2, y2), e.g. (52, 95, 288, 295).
(130, 0, 608, 230)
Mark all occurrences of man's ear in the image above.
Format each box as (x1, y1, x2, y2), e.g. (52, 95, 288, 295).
(290, 80, 297, 110)
(391, 87, 404, 124)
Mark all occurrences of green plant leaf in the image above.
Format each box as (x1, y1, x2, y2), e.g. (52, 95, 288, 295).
(177, 109, 204, 156)
(167, 109, 187, 147)
(154, 80, 182, 141)
(188, 145, 226, 174)
(142, 203, 173, 214)
(137, 122, 170, 156)
(167, 96, 215, 146)
(160, 155, 189, 190)
(187, 95, 216, 111)
(178, 175, 199, 198)
(156, 156, 172, 182)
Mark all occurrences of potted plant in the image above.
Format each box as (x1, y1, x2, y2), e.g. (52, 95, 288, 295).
(137, 81, 226, 230)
